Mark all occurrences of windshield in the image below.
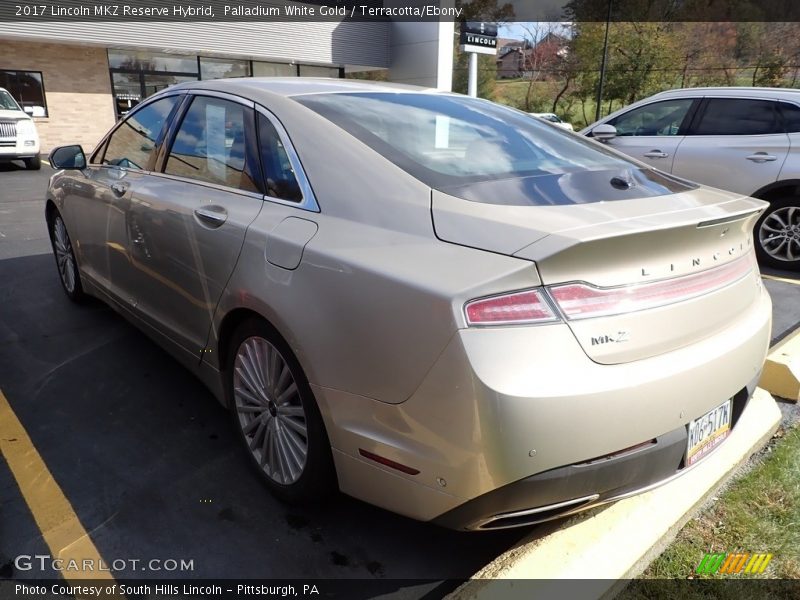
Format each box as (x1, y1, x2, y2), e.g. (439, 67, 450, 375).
(0, 90, 22, 111)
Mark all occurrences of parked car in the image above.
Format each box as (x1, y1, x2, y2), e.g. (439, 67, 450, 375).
(530, 112, 574, 130)
(0, 87, 41, 170)
(582, 87, 800, 270)
(46, 79, 771, 530)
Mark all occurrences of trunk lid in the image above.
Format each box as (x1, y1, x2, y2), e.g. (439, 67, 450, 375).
(432, 184, 767, 364)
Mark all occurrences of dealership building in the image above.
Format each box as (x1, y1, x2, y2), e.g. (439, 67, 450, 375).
(0, 9, 454, 151)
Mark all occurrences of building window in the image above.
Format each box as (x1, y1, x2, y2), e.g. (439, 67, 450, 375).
(0, 70, 48, 117)
(298, 65, 341, 78)
(252, 61, 296, 77)
(200, 57, 251, 80)
(108, 50, 199, 74)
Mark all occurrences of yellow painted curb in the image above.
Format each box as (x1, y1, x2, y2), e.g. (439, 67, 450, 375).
(759, 328, 800, 402)
(449, 388, 781, 600)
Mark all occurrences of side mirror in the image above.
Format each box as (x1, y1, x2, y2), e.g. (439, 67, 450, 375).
(49, 145, 86, 170)
(591, 124, 617, 142)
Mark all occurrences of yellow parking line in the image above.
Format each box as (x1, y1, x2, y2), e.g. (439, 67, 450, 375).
(0, 389, 115, 582)
(762, 274, 800, 285)
(41, 158, 50, 166)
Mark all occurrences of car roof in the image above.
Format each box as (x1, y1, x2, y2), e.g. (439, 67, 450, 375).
(167, 77, 446, 100)
(649, 86, 800, 100)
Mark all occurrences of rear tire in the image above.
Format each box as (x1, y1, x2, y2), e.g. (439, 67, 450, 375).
(755, 197, 800, 271)
(226, 318, 336, 504)
(49, 210, 85, 302)
(25, 155, 41, 170)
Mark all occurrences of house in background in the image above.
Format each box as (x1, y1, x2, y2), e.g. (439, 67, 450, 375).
(496, 33, 568, 80)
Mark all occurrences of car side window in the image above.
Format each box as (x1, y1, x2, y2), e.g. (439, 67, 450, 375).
(693, 99, 780, 135)
(164, 95, 260, 193)
(258, 112, 303, 202)
(102, 96, 179, 170)
(779, 102, 800, 133)
(608, 99, 694, 137)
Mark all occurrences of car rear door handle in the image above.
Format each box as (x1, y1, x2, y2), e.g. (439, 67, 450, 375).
(110, 182, 129, 196)
(746, 152, 778, 162)
(194, 206, 228, 227)
(643, 150, 669, 159)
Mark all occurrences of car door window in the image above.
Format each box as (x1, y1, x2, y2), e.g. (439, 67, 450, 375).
(102, 95, 179, 170)
(693, 99, 780, 135)
(258, 112, 303, 202)
(165, 95, 260, 193)
(608, 99, 694, 137)
(779, 102, 800, 133)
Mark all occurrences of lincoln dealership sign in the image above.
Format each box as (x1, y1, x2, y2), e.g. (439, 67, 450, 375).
(460, 21, 498, 55)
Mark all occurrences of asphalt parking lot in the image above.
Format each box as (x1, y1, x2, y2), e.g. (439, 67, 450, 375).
(0, 163, 527, 593)
(0, 162, 798, 592)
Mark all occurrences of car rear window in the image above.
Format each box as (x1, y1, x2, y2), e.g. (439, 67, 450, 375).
(296, 92, 693, 205)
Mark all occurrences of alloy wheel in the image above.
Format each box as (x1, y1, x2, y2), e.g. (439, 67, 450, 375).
(53, 216, 77, 293)
(758, 205, 800, 263)
(232, 336, 308, 485)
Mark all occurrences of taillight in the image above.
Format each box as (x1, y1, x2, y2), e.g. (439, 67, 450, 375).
(465, 289, 559, 326)
(548, 254, 755, 320)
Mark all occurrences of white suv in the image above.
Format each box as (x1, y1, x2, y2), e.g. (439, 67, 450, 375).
(0, 87, 41, 170)
(582, 87, 800, 270)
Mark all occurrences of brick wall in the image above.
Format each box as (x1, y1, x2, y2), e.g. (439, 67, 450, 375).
(0, 40, 115, 152)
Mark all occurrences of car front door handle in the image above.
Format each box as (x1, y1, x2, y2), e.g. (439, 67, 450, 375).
(643, 150, 669, 159)
(194, 206, 228, 228)
(110, 182, 129, 196)
(746, 152, 778, 162)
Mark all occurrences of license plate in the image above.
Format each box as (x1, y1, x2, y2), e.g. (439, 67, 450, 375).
(686, 399, 732, 466)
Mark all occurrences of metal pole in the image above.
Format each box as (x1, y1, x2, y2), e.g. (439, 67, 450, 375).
(468, 52, 478, 97)
(595, 0, 613, 122)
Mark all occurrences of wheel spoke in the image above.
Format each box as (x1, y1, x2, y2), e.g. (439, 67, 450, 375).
(260, 422, 272, 468)
(277, 405, 304, 418)
(275, 364, 291, 397)
(238, 354, 266, 402)
(281, 415, 307, 438)
(279, 421, 305, 478)
(234, 383, 264, 407)
(276, 381, 298, 406)
(242, 416, 262, 435)
(275, 425, 290, 482)
(249, 418, 268, 451)
(245, 342, 266, 390)
(236, 404, 265, 414)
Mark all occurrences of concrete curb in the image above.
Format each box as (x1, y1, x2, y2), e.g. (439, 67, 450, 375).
(448, 388, 781, 600)
(759, 327, 800, 402)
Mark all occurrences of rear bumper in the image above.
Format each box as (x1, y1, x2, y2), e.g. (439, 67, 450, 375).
(315, 284, 772, 528)
(434, 376, 757, 530)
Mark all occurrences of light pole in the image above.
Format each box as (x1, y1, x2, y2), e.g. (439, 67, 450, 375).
(595, 0, 613, 122)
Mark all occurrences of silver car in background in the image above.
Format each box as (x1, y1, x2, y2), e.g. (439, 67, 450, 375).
(583, 87, 800, 271)
(46, 79, 771, 530)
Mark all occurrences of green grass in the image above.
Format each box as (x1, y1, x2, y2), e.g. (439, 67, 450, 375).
(613, 423, 800, 599)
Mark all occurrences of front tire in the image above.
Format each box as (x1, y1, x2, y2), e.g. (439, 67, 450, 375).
(49, 211, 85, 302)
(226, 318, 336, 504)
(755, 197, 800, 271)
(25, 155, 41, 170)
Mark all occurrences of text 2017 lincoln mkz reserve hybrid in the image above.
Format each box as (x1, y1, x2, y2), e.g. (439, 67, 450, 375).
(45, 79, 771, 530)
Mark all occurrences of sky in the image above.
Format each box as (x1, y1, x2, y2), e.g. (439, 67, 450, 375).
(499, 22, 572, 41)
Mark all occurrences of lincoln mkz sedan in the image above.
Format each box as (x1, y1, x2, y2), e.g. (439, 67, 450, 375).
(46, 79, 772, 530)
